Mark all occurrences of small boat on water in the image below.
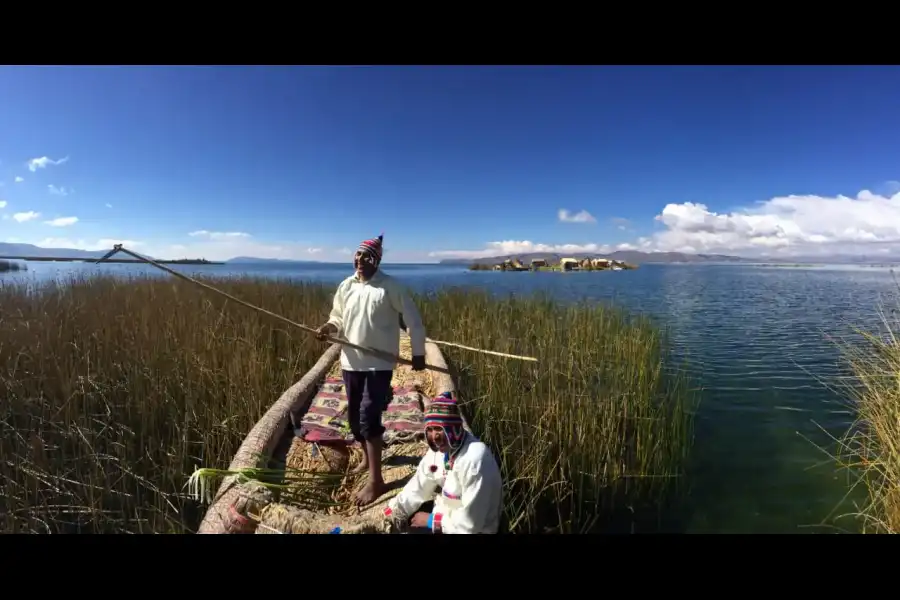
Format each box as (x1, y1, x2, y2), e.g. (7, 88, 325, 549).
(196, 332, 464, 534)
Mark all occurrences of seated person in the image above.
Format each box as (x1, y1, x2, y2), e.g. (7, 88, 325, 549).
(383, 392, 502, 534)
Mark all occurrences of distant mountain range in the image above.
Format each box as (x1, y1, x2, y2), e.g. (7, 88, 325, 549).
(0, 244, 334, 265)
(1, 242, 896, 267)
(0, 243, 335, 264)
(0, 242, 144, 260)
(225, 256, 324, 264)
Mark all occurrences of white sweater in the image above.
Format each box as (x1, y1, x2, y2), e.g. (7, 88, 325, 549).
(326, 270, 427, 372)
(386, 433, 503, 534)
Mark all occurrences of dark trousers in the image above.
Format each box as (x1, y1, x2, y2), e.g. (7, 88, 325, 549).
(342, 370, 394, 442)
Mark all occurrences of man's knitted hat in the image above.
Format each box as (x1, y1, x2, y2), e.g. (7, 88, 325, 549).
(424, 392, 465, 450)
(357, 234, 384, 265)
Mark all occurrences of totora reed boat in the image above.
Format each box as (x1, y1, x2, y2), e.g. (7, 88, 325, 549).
(195, 331, 468, 534)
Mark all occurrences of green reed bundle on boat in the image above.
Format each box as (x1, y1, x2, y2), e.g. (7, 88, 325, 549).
(186, 464, 345, 511)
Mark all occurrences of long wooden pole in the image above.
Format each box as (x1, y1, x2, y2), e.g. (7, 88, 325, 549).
(96, 245, 451, 375)
(96, 245, 537, 371)
(426, 339, 537, 362)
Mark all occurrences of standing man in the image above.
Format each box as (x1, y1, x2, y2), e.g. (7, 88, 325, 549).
(315, 234, 427, 506)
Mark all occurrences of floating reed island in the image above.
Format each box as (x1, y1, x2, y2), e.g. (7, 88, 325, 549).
(469, 256, 638, 272)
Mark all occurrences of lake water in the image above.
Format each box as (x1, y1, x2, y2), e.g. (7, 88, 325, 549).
(4, 259, 899, 533)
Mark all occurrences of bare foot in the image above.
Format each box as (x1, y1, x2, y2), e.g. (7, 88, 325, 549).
(354, 479, 388, 507)
(350, 457, 369, 476)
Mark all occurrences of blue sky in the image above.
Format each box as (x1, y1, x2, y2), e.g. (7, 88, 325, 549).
(1, 65, 899, 262)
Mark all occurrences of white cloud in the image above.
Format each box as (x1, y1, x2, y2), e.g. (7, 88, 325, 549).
(558, 209, 596, 223)
(105, 203, 112, 208)
(44, 216, 78, 227)
(14, 231, 353, 262)
(610, 217, 632, 231)
(0, 201, 6, 209)
(128, 230, 342, 262)
(33, 238, 142, 253)
(433, 188, 900, 260)
(14, 176, 23, 183)
(136, 234, 363, 262)
(24, 186, 899, 262)
(430, 240, 633, 260)
(9, 232, 412, 263)
(188, 230, 251, 239)
(647, 188, 900, 256)
(27, 156, 68, 172)
(48, 184, 70, 196)
(881, 180, 900, 196)
(13, 211, 40, 223)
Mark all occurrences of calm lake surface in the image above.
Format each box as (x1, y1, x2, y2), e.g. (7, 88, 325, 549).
(5, 259, 900, 533)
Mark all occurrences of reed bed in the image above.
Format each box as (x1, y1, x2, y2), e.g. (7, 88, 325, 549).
(828, 292, 900, 534)
(0, 273, 695, 534)
(415, 289, 696, 533)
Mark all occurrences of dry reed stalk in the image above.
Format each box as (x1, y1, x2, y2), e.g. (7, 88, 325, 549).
(825, 297, 900, 534)
(99, 244, 536, 369)
(255, 503, 391, 534)
(255, 440, 423, 534)
(0, 274, 694, 535)
(283, 438, 351, 506)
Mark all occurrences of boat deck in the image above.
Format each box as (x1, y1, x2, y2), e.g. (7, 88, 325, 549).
(254, 334, 438, 534)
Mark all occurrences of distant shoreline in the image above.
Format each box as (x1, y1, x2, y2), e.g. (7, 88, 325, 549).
(0, 256, 224, 265)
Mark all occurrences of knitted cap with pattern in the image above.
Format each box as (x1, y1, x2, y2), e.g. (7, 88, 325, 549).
(357, 234, 383, 263)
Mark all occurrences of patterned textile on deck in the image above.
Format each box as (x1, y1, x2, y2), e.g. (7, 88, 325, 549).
(382, 386, 426, 444)
(296, 378, 425, 445)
